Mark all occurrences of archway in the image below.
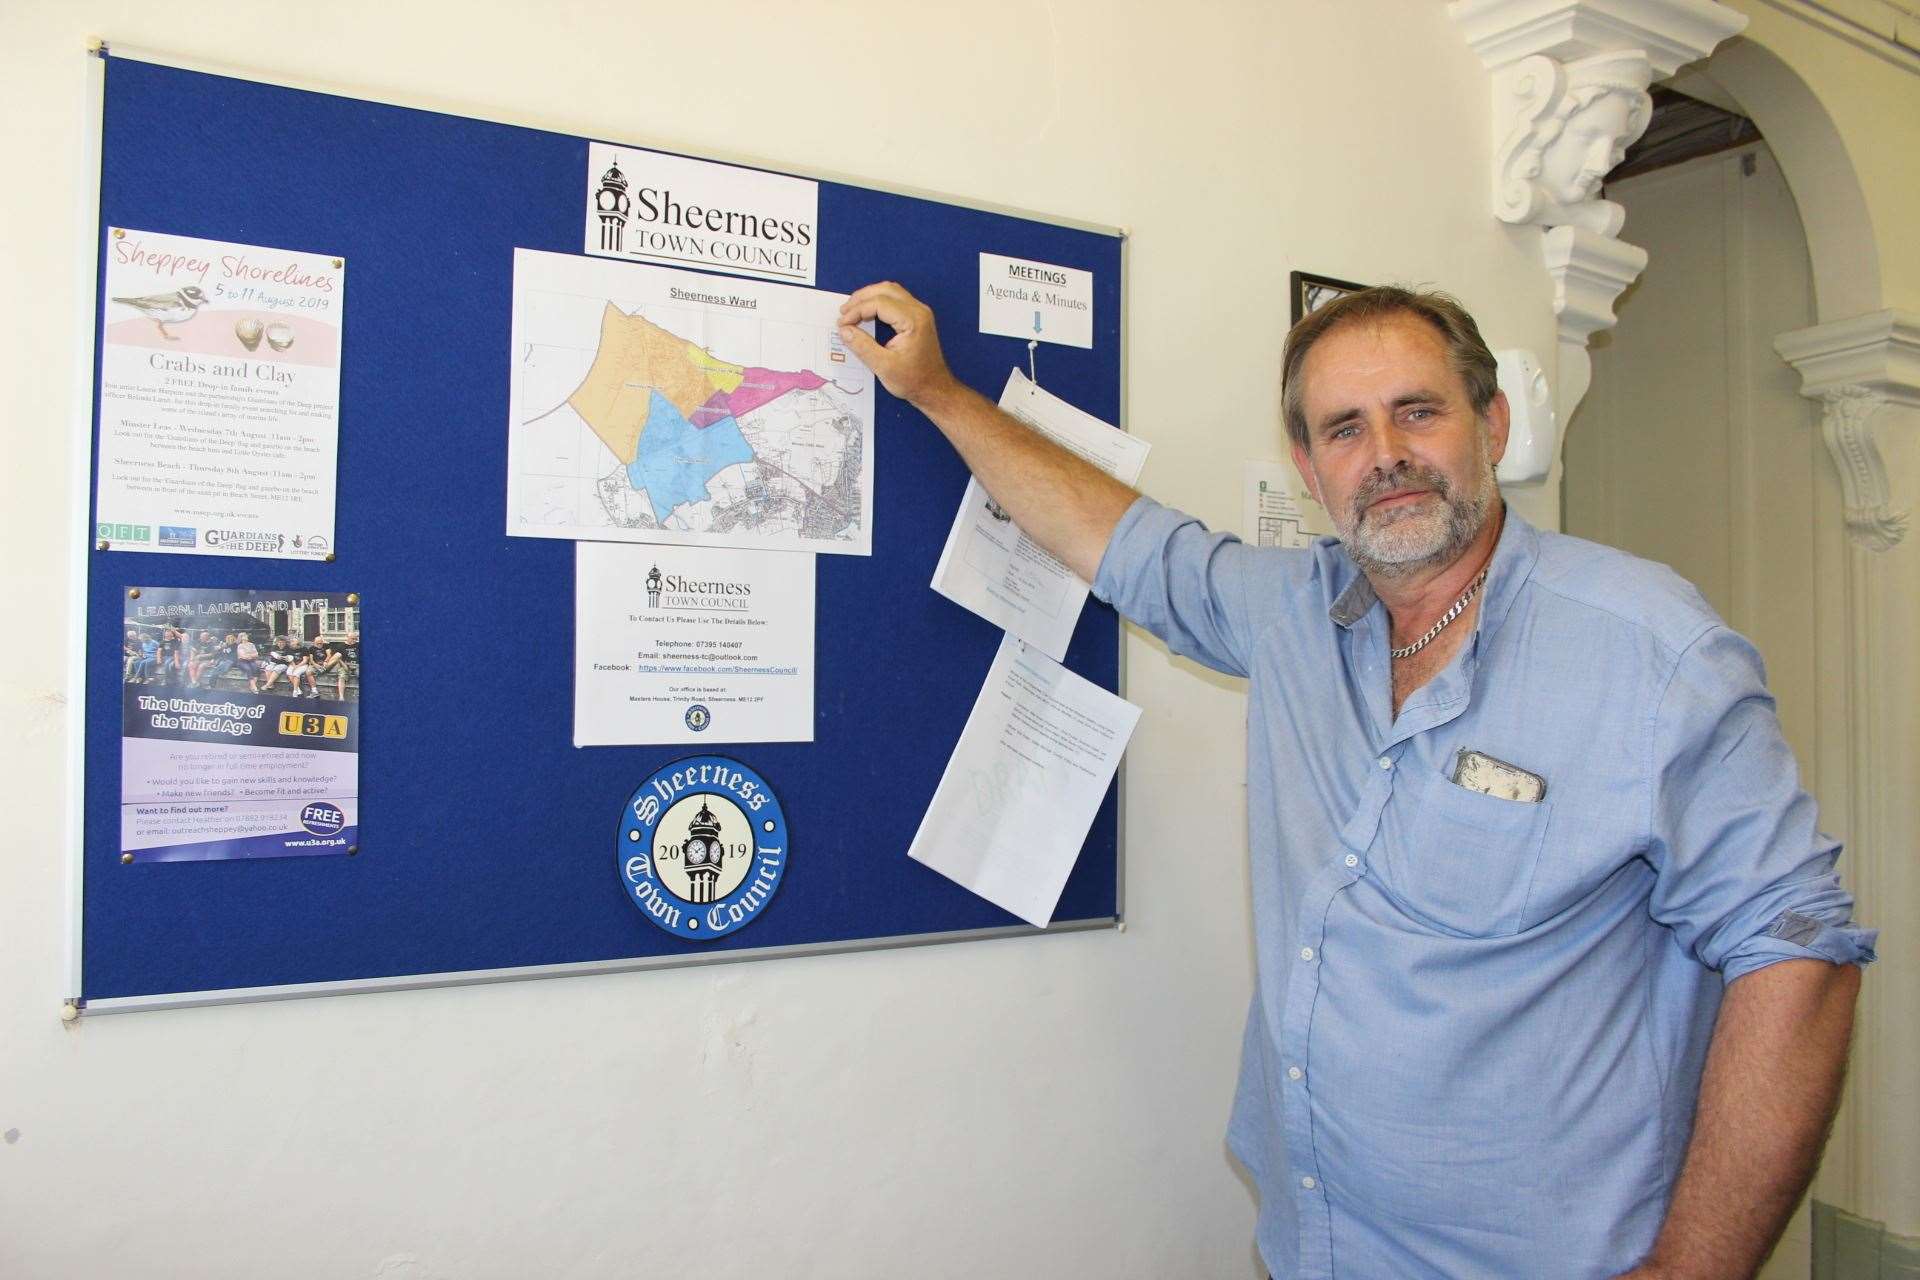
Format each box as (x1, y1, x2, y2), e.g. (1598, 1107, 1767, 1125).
(1678, 36, 1881, 320)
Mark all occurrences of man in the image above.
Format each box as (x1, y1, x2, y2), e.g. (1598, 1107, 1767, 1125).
(284, 636, 321, 699)
(155, 625, 179, 685)
(319, 630, 359, 701)
(173, 626, 196, 688)
(233, 631, 263, 692)
(187, 630, 218, 686)
(133, 627, 160, 684)
(257, 636, 295, 694)
(836, 282, 1874, 1279)
(199, 633, 237, 688)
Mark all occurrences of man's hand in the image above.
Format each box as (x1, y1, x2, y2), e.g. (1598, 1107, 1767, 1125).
(832, 279, 1138, 583)
(838, 281, 958, 409)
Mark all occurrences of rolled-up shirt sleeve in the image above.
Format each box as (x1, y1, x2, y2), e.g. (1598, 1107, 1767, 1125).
(1092, 496, 1282, 679)
(1644, 624, 1877, 982)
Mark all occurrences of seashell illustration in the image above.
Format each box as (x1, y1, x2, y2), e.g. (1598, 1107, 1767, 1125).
(264, 322, 296, 352)
(234, 317, 264, 351)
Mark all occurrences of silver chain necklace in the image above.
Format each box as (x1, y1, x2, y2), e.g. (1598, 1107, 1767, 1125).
(1389, 566, 1490, 659)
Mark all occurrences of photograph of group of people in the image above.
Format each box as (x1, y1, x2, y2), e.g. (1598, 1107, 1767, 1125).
(122, 622, 360, 701)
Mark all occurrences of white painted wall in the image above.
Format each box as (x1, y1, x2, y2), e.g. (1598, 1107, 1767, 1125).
(0, 3, 1557, 1276)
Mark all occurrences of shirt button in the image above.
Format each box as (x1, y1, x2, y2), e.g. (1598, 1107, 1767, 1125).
(1300, 946, 1315, 962)
(1287, 1066, 1303, 1081)
(1378, 755, 1392, 770)
(1344, 854, 1359, 868)
(1301, 1176, 1317, 1190)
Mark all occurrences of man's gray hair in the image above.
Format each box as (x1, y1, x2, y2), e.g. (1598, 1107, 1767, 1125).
(1281, 286, 1500, 450)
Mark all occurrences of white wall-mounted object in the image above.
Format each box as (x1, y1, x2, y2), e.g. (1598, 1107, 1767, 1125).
(1493, 348, 1557, 484)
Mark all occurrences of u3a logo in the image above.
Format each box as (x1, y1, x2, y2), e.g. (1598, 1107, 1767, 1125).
(279, 711, 348, 739)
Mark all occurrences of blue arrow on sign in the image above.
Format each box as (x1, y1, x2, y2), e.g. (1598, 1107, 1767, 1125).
(1034, 310, 1043, 333)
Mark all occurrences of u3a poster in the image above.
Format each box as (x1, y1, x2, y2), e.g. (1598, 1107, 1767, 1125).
(120, 586, 361, 862)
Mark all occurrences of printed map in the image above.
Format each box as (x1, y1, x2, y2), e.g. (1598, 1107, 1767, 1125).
(506, 249, 874, 555)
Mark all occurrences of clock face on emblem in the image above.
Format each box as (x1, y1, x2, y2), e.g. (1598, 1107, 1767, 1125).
(655, 795, 748, 896)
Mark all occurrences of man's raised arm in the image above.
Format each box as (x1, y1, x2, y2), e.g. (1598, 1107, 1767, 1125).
(838, 281, 1139, 583)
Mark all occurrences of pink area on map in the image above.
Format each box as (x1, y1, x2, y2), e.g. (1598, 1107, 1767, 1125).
(726, 367, 826, 418)
(689, 391, 734, 429)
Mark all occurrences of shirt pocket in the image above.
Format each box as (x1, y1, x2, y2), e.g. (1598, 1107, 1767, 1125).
(1393, 772, 1553, 937)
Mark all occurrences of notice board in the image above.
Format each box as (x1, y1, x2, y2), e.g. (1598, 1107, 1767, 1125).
(70, 47, 1126, 1012)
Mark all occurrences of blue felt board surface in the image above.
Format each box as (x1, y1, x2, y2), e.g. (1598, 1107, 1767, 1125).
(82, 54, 1124, 1003)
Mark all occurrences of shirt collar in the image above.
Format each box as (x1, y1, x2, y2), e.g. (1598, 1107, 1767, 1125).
(1327, 564, 1376, 628)
(1324, 502, 1541, 644)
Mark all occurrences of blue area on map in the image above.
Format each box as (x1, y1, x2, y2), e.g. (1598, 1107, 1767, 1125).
(627, 391, 756, 522)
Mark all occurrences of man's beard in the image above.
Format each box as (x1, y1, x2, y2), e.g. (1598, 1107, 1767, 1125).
(1330, 448, 1496, 579)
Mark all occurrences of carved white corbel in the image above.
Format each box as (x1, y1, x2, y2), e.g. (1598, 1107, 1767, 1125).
(1540, 226, 1648, 421)
(1450, 0, 1750, 79)
(1776, 310, 1920, 552)
(1448, 0, 1746, 447)
(1819, 388, 1905, 552)
(1493, 50, 1653, 236)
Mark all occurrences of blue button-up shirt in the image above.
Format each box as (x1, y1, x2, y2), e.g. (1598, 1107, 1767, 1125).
(1093, 498, 1876, 1279)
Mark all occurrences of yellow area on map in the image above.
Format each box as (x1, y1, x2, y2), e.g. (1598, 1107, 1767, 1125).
(685, 345, 745, 394)
(567, 304, 719, 465)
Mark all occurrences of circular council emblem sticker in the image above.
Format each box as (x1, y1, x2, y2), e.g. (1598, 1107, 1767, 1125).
(684, 704, 711, 732)
(617, 755, 788, 942)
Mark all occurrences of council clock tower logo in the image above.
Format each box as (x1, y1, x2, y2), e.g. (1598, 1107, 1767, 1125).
(617, 755, 788, 941)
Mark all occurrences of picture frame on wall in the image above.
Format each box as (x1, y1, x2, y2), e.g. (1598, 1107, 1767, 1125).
(1289, 271, 1368, 327)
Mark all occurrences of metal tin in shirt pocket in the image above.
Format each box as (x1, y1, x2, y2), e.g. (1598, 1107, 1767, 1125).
(1399, 773, 1554, 937)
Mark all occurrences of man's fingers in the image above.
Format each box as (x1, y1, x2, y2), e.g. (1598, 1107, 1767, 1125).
(838, 281, 948, 402)
(837, 323, 885, 368)
(837, 293, 902, 330)
(839, 280, 921, 331)
(837, 295, 892, 329)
